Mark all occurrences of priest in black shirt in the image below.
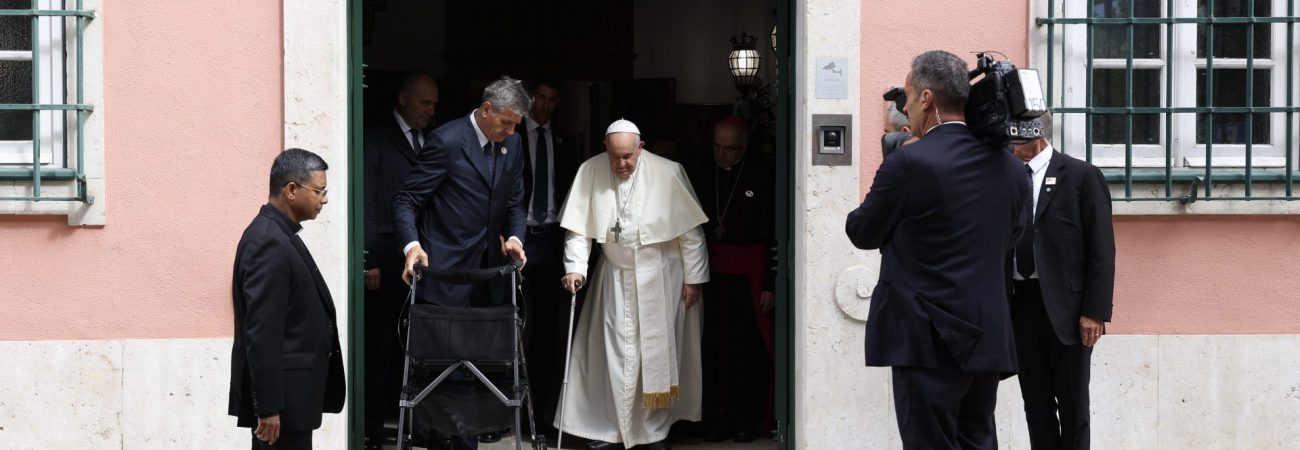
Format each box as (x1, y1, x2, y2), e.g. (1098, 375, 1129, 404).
(692, 116, 777, 442)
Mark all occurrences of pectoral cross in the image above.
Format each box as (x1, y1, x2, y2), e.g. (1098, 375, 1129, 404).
(611, 220, 624, 243)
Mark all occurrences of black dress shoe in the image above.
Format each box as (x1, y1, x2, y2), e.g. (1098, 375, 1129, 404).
(408, 431, 429, 446)
(732, 431, 756, 443)
(409, 430, 458, 450)
(479, 431, 503, 443)
(640, 440, 671, 450)
(585, 440, 622, 450)
(701, 430, 726, 442)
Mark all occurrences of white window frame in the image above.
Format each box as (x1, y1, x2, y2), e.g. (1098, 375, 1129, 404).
(0, 0, 104, 225)
(0, 0, 66, 168)
(1048, 0, 1299, 169)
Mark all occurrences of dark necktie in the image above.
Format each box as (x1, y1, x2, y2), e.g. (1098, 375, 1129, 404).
(484, 142, 496, 182)
(533, 126, 550, 223)
(1016, 163, 1036, 278)
(409, 128, 422, 151)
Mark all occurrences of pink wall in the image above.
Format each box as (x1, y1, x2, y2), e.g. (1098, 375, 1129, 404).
(858, 1, 1300, 335)
(1111, 216, 1300, 334)
(858, 0, 1030, 187)
(0, 1, 283, 340)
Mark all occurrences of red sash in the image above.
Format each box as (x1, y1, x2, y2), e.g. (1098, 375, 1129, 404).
(708, 242, 774, 358)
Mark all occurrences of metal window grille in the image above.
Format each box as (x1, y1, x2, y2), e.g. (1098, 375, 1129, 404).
(1038, 0, 1299, 202)
(0, 1, 94, 203)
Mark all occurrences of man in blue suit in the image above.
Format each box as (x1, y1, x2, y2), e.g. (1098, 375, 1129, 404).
(845, 51, 1031, 450)
(392, 76, 531, 450)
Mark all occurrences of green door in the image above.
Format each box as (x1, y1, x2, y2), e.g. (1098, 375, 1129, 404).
(774, 0, 796, 448)
(345, 1, 796, 447)
(347, 0, 366, 447)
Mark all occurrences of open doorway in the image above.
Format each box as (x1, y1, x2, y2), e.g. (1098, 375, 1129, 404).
(350, 1, 793, 448)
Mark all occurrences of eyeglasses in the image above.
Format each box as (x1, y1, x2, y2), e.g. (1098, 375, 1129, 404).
(298, 183, 328, 197)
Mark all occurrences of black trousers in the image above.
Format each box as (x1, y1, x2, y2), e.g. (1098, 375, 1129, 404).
(891, 333, 1001, 450)
(701, 273, 769, 434)
(1012, 279, 1093, 450)
(364, 269, 407, 441)
(251, 429, 311, 450)
(521, 225, 571, 434)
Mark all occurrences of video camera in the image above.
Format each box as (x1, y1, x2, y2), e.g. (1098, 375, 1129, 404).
(965, 52, 1048, 148)
(880, 53, 1048, 156)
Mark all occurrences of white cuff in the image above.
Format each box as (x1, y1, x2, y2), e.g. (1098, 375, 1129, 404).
(507, 236, 522, 245)
(403, 241, 420, 256)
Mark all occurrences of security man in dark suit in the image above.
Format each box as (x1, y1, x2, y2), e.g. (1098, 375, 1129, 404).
(1009, 112, 1115, 450)
(845, 50, 1030, 450)
(362, 72, 439, 449)
(393, 76, 531, 450)
(229, 148, 344, 450)
(509, 79, 579, 442)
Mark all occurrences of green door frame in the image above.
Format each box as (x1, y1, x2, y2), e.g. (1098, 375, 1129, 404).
(344, 1, 795, 447)
(774, 0, 796, 448)
(347, 0, 366, 447)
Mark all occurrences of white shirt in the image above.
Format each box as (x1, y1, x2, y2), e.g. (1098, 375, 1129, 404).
(403, 110, 521, 257)
(1013, 145, 1053, 280)
(393, 109, 423, 150)
(468, 109, 490, 149)
(525, 116, 558, 225)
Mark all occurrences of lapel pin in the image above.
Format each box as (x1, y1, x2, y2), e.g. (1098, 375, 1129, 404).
(745, 190, 755, 198)
(500, 147, 507, 155)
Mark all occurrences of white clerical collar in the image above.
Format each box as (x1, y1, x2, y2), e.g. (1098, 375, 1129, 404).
(924, 121, 967, 135)
(468, 110, 490, 148)
(526, 116, 550, 133)
(1027, 143, 1054, 174)
(393, 109, 416, 135)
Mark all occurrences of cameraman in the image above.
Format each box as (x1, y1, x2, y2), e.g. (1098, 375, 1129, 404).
(883, 101, 911, 134)
(881, 88, 917, 157)
(845, 50, 1030, 449)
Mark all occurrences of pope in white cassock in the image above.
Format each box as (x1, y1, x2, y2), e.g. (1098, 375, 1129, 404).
(555, 119, 709, 450)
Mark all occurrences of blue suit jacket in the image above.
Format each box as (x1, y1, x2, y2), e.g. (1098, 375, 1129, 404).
(393, 115, 527, 305)
(846, 123, 1030, 374)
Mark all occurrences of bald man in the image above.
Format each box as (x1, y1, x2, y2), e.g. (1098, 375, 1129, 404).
(694, 117, 777, 443)
(362, 72, 439, 449)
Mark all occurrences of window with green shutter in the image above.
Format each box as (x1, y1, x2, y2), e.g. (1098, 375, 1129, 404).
(1037, 0, 1299, 201)
(0, 0, 94, 203)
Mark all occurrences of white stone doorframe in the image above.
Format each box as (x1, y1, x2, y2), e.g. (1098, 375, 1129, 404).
(279, 0, 887, 448)
(284, 0, 351, 447)
(791, 0, 898, 448)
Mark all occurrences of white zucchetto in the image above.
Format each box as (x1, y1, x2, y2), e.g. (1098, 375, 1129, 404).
(605, 118, 641, 136)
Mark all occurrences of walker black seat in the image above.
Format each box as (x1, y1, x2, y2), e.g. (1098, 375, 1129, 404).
(407, 303, 516, 366)
(395, 261, 546, 450)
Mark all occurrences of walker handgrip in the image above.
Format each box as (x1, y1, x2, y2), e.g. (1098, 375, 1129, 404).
(417, 263, 520, 285)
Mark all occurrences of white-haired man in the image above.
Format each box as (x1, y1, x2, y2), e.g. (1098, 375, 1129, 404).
(555, 119, 710, 450)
